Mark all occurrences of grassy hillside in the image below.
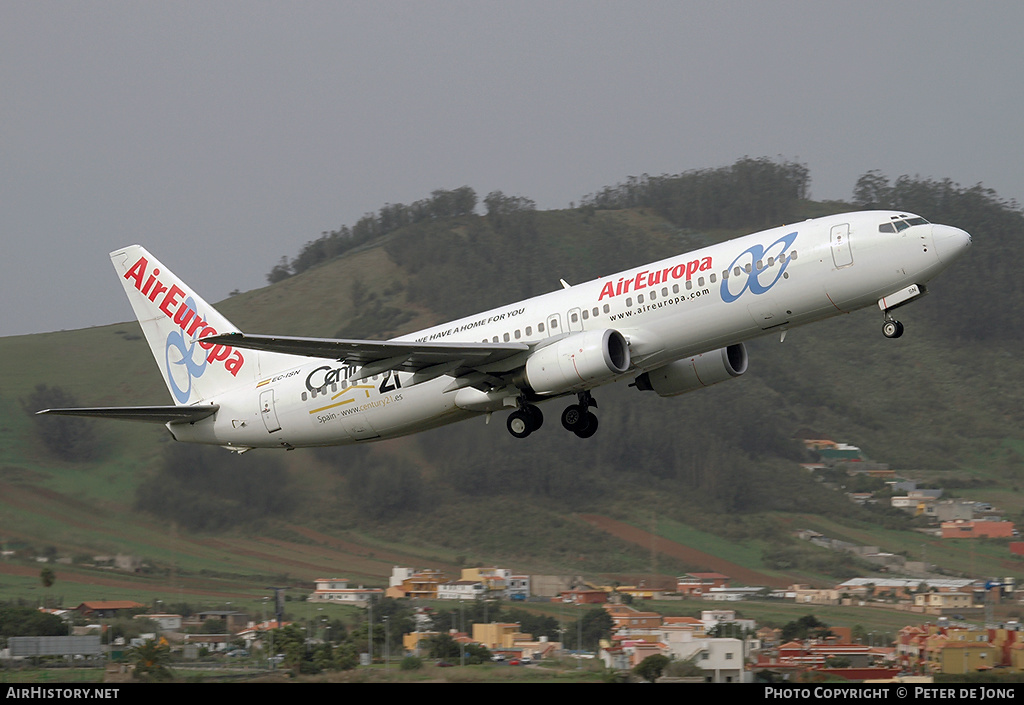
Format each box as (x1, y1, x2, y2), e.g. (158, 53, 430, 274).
(2, 184, 1022, 612)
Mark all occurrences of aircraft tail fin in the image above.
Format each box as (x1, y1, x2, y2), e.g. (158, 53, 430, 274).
(110, 245, 248, 405)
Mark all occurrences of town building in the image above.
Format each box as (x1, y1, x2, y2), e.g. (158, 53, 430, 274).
(73, 601, 145, 619)
(676, 572, 730, 597)
(309, 578, 384, 605)
(136, 613, 182, 631)
(386, 567, 448, 599)
(913, 591, 973, 614)
(437, 580, 485, 601)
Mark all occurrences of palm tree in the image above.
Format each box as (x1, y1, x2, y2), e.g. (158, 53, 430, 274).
(130, 639, 172, 681)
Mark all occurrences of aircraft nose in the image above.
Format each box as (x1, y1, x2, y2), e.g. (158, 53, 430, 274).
(932, 224, 971, 263)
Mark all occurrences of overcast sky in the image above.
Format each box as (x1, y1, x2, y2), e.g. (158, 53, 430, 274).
(4, 1, 1023, 337)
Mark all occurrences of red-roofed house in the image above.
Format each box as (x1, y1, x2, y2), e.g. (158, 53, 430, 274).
(604, 604, 663, 631)
(74, 601, 145, 618)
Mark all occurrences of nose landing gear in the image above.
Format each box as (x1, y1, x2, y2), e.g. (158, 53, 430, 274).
(882, 313, 904, 339)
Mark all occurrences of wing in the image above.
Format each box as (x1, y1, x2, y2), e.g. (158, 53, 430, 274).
(204, 333, 532, 390)
(36, 405, 220, 424)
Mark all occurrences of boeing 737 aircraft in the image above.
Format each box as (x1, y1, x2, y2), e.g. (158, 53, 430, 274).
(39, 211, 971, 451)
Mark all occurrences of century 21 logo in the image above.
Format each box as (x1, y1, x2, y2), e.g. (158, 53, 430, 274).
(720, 231, 798, 303)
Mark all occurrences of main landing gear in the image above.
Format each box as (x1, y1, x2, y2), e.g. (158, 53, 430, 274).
(506, 402, 544, 439)
(561, 391, 599, 439)
(882, 312, 905, 339)
(506, 391, 601, 439)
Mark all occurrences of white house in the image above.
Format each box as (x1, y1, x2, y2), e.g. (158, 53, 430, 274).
(436, 580, 485, 601)
(309, 578, 383, 605)
(136, 613, 182, 631)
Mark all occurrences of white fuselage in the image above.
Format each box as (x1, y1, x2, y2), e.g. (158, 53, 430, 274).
(168, 211, 970, 449)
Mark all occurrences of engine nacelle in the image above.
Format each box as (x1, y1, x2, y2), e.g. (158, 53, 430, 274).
(519, 329, 631, 395)
(633, 343, 747, 397)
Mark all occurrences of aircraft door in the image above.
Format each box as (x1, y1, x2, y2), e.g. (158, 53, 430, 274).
(260, 389, 282, 434)
(830, 223, 853, 268)
(567, 307, 583, 332)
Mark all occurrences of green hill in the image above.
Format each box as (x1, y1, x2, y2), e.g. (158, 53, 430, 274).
(2, 160, 1023, 610)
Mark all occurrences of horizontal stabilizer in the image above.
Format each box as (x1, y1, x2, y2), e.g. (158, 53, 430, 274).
(36, 405, 219, 424)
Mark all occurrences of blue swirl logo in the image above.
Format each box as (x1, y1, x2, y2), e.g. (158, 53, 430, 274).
(164, 297, 207, 403)
(720, 231, 797, 303)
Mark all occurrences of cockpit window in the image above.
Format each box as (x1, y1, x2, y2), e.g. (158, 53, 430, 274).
(879, 215, 930, 233)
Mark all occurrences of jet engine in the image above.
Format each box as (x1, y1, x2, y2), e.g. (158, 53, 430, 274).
(518, 329, 630, 395)
(633, 343, 747, 397)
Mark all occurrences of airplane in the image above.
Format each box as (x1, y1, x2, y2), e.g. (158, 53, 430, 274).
(38, 210, 971, 451)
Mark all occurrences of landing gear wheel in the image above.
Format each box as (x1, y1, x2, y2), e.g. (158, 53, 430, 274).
(882, 319, 904, 339)
(507, 409, 532, 439)
(526, 404, 543, 432)
(561, 404, 586, 432)
(507, 404, 543, 439)
(562, 391, 599, 436)
(574, 412, 599, 439)
(562, 404, 600, 438)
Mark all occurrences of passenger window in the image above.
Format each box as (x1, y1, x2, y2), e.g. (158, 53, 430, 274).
(526, 326, 532, 335)
(570, 312, 578, 322)
(791, 251, 798, 259)
(603, 304, 610, 313)
(734, 266, 742, 276)
(625, 297, 632, 307)
(538, 322, 545, 332)
(514, 329, 521, 339)
(767, 257, 774, 267)
(637, 294, 644, 304)
(582, 309, 589, 320)
(649, 290, 656, 300)
(709, 273, 716, 283)
(672, 284, 679, 294)
(592, 307, 599, 317)
(492, 336, 499, 343)
(503, 332, 510, 342)
(302, 392, 308, 401)
(685, 280, 693, 290)
(756, 260, 763, 271)
(744, 264, 752, 273)
(661, 288, 668, 297)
